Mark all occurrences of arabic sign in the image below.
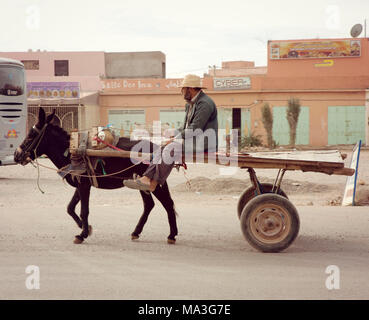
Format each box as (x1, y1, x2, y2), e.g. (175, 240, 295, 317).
(342, 140, 361, 206)
(27, 82, 80, 99)
(102, 79, 183, 91)
(213, 77, 251, 90)
(270, 39, 361, 60)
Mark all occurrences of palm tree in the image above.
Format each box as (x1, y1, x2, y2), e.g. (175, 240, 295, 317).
(261, 103, 273, 148)
(287, 98, 301, 147)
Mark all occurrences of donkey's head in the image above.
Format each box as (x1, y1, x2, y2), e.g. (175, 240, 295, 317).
(14, 107, 57, 165)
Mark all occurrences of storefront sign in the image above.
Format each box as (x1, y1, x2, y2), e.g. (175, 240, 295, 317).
(213, 77, 251, 90)
(270, 39, 361, 60)
(102, 79, 183, 91)
(27, 82, 80, 99)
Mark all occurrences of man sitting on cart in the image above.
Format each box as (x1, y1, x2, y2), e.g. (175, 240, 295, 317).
(124, 74, 218, 192)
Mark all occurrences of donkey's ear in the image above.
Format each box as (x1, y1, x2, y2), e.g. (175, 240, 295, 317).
(46, 109, 56, 124)
(36, 107, 46, 129)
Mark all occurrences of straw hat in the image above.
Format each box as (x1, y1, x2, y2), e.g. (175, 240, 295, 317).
(180, 74, 206, 89)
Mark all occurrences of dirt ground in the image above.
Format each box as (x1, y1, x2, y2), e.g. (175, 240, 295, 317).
(0, 148, 369, 299)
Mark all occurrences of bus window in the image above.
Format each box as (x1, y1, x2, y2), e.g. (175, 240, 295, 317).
(0, 66, 24, 96)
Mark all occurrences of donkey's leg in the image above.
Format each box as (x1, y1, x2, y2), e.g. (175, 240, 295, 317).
(152, 182, 178, 244)
(67, 189, 82, 229)
(131, 190, 155, 240)
(68, 189, 93, 237)
(74, 183, 92, 244)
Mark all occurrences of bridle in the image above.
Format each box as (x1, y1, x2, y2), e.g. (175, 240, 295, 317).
(17, 124, 48, 164)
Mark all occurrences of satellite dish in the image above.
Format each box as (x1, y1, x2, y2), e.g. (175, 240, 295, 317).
(350, 24, 363, 38)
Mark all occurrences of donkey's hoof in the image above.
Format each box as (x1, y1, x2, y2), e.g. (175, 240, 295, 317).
(131, 233, 139, 240)
(88, 225, 93, 236)
(74, 235, 84, 244)
(167, 238, 176, 244)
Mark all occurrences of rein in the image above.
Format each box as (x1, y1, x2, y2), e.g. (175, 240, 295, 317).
(22, 125, 145, 194)
(25, 125, 192, 191)
(57, 161, 143, 179)
(20, 124, 48, 194)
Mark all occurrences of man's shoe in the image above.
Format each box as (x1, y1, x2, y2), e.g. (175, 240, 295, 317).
(123, 179, 152, 191)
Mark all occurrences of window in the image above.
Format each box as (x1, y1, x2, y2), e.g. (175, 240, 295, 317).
(108, 109, 146, 137)
(21, 60, 39, 70)
(162, 62, 166, 78)
(0, 66, 24, 96)
(54, 60, 69, 76)
(159, 109, 185, 129)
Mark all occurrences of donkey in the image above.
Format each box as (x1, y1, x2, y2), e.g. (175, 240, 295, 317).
(14, 107, 178, 244)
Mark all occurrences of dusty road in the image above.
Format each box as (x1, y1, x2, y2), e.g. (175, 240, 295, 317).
(0, 150, 369, 300)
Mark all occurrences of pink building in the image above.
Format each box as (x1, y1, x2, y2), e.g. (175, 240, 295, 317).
(0, 50, 105, 131)
(0, 50, 105, 91)
(0, 50, 166, 131)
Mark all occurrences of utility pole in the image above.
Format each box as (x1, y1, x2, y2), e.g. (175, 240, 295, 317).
(365, 19, 367, 38)
(208, 65, 217, 76)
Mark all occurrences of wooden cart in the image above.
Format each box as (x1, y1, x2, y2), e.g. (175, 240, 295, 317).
(71, 134, 354, 252)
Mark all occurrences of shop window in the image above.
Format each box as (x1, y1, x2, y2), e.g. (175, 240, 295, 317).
(54, 60, 69, 76)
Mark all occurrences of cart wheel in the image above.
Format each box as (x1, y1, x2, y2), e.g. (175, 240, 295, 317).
(240, 193, 300, 253)
(237, 183, 288, 219)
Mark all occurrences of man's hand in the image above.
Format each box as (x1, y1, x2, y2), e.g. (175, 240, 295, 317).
(161, 137, 174, 147)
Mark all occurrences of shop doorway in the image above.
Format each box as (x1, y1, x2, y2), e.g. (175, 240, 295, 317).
(232, 108, 241, 143)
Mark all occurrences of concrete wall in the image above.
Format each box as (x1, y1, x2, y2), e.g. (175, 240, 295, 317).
(207, 61, 267, 77)
(222, 61, 255, 68)
(79, 92, 100, 130)
(105, 51, 165, 79)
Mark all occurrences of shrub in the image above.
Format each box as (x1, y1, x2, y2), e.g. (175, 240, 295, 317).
(239, 131, 263, 149)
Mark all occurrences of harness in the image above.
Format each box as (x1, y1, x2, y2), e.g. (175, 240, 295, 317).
(19, 124, 48, 162)
(20, 124, 190, 190)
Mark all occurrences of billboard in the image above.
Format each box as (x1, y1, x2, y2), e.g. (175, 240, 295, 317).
(270, 39, 361, 60)
(27, 82, 80, 99)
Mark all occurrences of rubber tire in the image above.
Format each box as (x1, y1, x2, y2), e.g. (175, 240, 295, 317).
(240, 193, 300, 253)
(237, 183, 288, 219)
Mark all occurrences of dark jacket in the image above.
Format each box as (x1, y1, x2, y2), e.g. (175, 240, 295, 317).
(178, 90, 218, 152)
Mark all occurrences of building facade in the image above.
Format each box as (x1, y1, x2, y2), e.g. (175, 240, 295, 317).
(0, 50, 166, 132)
(99, 37, 369, 147)
(2, 40, 367, 147)
(0, 50, 105, 132)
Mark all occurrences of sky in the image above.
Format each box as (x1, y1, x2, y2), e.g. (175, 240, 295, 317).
(1, 0, 368, 78)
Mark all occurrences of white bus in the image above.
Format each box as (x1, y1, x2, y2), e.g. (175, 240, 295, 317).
(0, 58, 27, 166)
